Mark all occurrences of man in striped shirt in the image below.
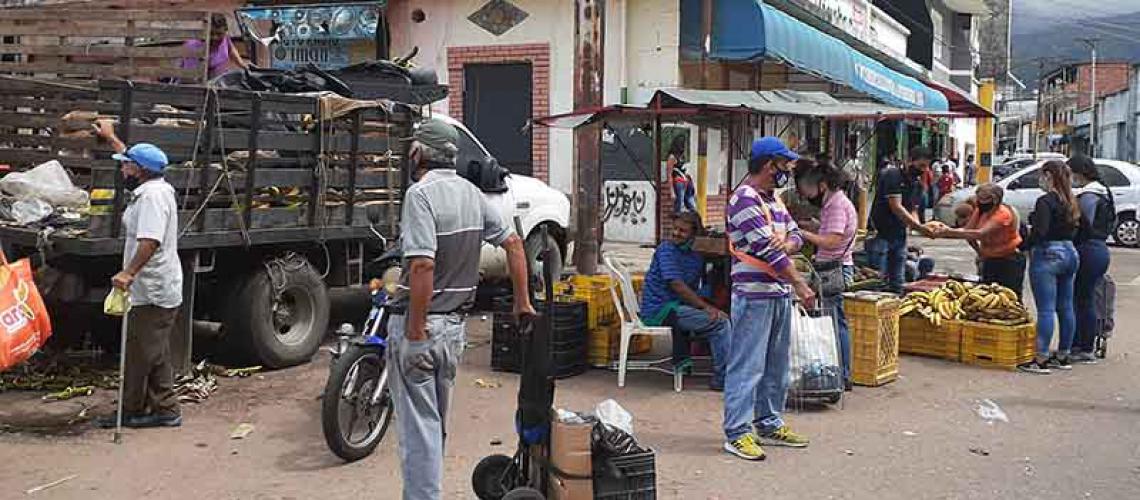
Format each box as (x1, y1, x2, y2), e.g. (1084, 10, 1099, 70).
(722, 137, 816, 462)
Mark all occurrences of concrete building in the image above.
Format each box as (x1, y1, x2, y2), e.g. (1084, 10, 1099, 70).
(1093, 65, 1139, 162)
(1038, 61, 1133, 154)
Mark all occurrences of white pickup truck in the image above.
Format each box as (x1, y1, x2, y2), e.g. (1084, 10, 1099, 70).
(375, 115, 571, 286)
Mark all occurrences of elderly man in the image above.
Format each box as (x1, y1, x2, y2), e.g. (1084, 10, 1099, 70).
(389, 119, 535, 499)
(93, 120, 183, 429)
(934, 183, 1025, 297)
(640, 212, 728, 390)
(722, 136, 816, 462)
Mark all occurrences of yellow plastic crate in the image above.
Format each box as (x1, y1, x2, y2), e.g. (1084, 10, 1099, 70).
(587, 325, 651, 368)
(899, 315, 963, 361)
(844, 293, 901, 387)
(960, 321, 1035, 370)
(554, 275, 618, 329)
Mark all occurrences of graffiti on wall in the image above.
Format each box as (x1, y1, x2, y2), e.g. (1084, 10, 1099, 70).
(603, 180, 656, 244)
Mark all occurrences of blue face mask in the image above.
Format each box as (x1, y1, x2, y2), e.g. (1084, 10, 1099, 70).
(774, 169, 791, 189)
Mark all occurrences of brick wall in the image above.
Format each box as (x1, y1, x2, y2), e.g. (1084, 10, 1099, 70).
(656, 184, 730, 241)
(446, 43, 551, 183)
(1073, 62, 1132, 110)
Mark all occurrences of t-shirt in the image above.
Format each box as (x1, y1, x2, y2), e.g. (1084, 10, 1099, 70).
(640, 241, 705, 325)
(394, 169, 511, 313)
(122, 179, 182, 308)
(967, 204, 1022, 259)
(181, 37, 235, 79)
(815, 190, 857, 265)
(937, 174, 957, 195)
(726, 184, 803, 299)
(870, 166, 918, 241)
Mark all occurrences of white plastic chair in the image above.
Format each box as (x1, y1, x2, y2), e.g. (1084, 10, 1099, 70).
(603, 255, 681, 391)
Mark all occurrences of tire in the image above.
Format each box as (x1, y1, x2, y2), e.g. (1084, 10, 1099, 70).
(1114, 215, 1140, 248)
(225, 258, 330, 368)
(503, 487, 545, 500)
(826, 393, 842, 404)
(321, 345, 393, 462)
(472, 454, 514, 500)
(525, 229, 563, 289)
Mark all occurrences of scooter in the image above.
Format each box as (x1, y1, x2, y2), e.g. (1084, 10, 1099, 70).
(320, 207, 396, 462)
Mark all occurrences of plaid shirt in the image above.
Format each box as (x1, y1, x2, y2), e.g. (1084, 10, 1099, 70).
(727, 184, 803, 299)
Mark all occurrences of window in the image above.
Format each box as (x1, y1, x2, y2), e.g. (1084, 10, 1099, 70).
(455, 127, 489, 173)
(1096, 164, 1130, 187)
(1009, 169, 1040, 190)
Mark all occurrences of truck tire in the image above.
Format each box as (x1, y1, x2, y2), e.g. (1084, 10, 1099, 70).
(226, 258, 330, 368)
(525, 230, 563, 289)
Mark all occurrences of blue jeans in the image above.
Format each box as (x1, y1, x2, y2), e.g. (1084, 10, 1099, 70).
(669, 304, 730, 387)
(867, 236, 908, 293)
(1073, 240, 1110, 353)
(1029, 242, 1079, 358)
(823, 265, 856, 382)
(723, 295, 792, 440)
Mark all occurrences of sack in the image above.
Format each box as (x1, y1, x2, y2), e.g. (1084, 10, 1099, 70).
(788, 305, 841, 392)
(0, 253, 52, 372)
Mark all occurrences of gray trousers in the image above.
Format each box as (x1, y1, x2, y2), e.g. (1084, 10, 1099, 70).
(387, 313, 466, 500)
(122, 304, 180, 416)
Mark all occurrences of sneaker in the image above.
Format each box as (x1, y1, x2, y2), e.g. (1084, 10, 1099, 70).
(151, 413, 183, 427)
(723, 433, 766, 461)
(1070, 351, 1099, 365)
(1046, 355, 1073, 371)
(758, 425, 810, 448)
(95, 414, 152, 429)
(1017, 360, 1052, 374)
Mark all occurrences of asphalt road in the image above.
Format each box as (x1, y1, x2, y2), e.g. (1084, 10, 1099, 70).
(1, 240, 1138, 499)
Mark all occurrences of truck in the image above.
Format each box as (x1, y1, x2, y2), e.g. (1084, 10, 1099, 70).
(0, 75, 570, 372)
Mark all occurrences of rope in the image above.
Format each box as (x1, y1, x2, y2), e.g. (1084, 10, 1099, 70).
(178, 85, 251, 246)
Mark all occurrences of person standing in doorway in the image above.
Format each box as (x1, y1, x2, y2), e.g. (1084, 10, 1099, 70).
(722, 136, 816, 462)
(1069, 155, 1114, 364)
(867, 147, 935, 293)
(388, 119, 535, 499)
(93, 120, 183, 429)
(669, 135, 698, 214)
(1019, 161, 1080, 374)
(965, 154, 977, 186)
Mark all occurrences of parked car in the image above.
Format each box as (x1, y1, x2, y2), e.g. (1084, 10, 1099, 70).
(936, 159, 1140, 247)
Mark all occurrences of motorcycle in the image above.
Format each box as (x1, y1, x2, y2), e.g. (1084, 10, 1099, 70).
(321, 208, 397, 462)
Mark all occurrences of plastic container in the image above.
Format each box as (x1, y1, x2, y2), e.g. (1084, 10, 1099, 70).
(593, 449, 657, 500)
(844, 293, 901, 387)
(960, 321, 1034, 370)
(899, 315, 963, 361)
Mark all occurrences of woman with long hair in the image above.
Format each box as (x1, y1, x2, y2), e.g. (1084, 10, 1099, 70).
(1068, 155, 1114, 363)
(1019, 161, 1081, 374)
(181, 14, 249, 81)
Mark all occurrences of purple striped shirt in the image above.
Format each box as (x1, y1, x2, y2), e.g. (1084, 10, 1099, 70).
(727, 184, 803, 298)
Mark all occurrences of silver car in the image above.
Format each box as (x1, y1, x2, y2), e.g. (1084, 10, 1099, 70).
(935, 159, 1140, 247)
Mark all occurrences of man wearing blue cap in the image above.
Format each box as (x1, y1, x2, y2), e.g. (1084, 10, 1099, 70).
(722, 136, 816, 461)
(95, 120, 184, 429)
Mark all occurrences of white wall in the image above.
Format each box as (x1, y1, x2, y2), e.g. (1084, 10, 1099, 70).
(624, 0, 682, 105)
(386, 0, 576, 193)
(950, 117, 976, 171)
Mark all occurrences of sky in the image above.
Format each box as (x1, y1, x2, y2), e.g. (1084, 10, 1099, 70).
(1012, 0, 1140, 35)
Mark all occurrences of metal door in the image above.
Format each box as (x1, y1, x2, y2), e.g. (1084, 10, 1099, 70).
(463, 63, 533, 176)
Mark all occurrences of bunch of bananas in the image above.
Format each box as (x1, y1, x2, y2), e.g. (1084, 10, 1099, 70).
(900, 281, 1030, 326)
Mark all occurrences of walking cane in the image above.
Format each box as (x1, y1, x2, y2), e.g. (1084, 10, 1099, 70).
(113, 300, 130, 444)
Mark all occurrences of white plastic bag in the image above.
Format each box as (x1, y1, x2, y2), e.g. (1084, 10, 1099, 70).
(594, 398, 633, 435)
(788, 305, 841, 390)
(0, 160, 90, 209)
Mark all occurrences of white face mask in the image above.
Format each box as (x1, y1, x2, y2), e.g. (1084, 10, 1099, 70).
(1038, 174, 1051, 191)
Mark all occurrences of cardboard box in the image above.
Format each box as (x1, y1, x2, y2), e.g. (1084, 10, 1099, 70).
(547, 417, 593, 500)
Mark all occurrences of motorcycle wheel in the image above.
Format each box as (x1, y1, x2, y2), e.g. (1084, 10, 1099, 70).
(472, 454, 514, 500)
(321, 345, 393, 462)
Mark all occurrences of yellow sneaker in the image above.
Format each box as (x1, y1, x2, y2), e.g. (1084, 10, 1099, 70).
(758, 425, 810, 448)
(723, 433, 766, 461)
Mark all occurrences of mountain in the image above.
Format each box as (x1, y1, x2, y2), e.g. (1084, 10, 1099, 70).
(1010, 9, 1140, 88)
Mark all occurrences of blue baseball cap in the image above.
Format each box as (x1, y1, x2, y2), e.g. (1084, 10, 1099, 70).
(750, 136, 799, 162)
(112, 143, 168, 173)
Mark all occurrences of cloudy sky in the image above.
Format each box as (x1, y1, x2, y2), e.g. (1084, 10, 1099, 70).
(1013, 0, 1140, 34)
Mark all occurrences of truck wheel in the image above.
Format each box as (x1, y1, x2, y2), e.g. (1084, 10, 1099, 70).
(227, 258, 330, 368)
(525, 230, 563, 289)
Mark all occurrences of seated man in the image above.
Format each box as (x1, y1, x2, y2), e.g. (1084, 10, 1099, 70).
(639, 212, 729, 390)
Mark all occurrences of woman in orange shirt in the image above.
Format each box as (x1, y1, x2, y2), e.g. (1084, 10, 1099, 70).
(933, 183, 1026, 298)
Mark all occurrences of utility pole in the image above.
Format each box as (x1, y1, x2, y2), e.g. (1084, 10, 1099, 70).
(572, 0, 605, 275)
(1078, 38, 1099, 156)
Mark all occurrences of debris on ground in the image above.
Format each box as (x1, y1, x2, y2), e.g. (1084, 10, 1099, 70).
(844, 449, 855, 456)
(211, 365, 262, 378)
(974, 399, 1009, 424)
(969, 447, 990, 456)
(902, 430, 918, 437)
(174, 361, 218, 404)
(25, 474, 77, 495)
(0, 358, 117, 393)
(230, 423, 255, 439)
(490, 438, 502, 446)
(473, 378, 501, 389)
(41, 386, 94, 402)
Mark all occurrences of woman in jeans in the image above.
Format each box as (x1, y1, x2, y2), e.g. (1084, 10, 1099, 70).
(1019, 161, 1081, 374)
(1068, 155, 1114, 364)
(795, 161, 857, 390)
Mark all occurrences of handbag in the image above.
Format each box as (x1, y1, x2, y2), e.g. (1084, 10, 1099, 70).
(815, 234, 855, 297)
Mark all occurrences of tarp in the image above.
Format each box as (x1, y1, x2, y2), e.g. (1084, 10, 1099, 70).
(534, 89, 962, 129)
(702, 0, 949, 112)
(924, 79, 995, 118)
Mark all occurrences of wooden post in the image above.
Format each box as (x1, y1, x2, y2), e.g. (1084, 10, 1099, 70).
(572, 0, 605, 275)
(696, 126, 708, 219)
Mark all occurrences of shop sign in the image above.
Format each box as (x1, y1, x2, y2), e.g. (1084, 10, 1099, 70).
(271, 38, 351, 69)
(854, 63, 925, 108)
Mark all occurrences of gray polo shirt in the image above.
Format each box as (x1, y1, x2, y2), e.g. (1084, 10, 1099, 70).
(122, 178, 183, 308)
(395, 169, 511, 313)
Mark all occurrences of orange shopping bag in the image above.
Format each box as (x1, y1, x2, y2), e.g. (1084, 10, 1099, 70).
(0, 251, 52, 372)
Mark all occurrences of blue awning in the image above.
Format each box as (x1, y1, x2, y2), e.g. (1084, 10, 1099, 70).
(702, 0, 949, 112)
